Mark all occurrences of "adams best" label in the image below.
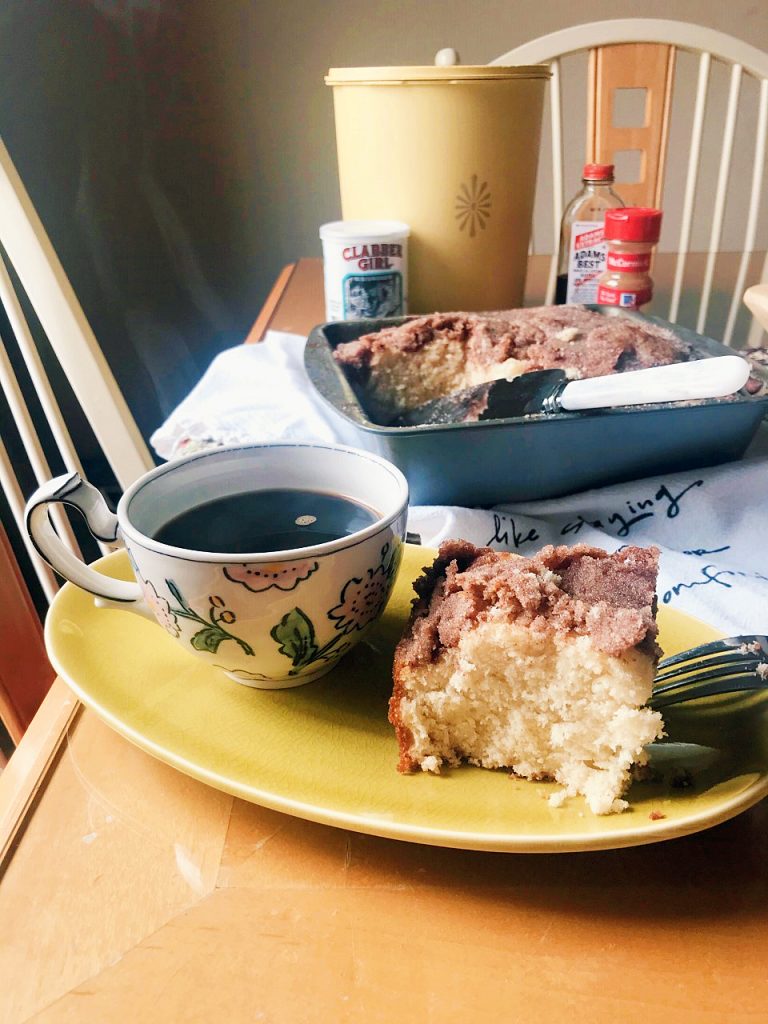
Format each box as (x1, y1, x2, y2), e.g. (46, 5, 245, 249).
(565, 221, 608, 303)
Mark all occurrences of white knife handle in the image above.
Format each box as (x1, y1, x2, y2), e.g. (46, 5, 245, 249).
(558, 355, 751, 412)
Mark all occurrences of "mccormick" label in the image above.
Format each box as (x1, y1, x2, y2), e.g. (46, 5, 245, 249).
(596, 284, 653, 308)
(606, 250, 652, 272)
(566, 221, 608, 304)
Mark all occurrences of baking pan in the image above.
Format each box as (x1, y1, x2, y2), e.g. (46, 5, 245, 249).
(304, 309, 768, 506)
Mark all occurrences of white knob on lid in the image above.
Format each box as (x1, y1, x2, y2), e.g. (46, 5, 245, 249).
(434, 47, 460, 66)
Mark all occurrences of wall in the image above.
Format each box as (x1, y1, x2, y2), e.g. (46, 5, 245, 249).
(1, 0, 767, 444)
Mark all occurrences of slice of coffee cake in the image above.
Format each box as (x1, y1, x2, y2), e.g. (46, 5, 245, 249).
(389, 541, 664, 815)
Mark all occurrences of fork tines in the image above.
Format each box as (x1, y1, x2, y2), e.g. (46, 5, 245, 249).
(654, 652, 763, 687)
(656, 634, 767, 671)
(650, 634, 768, 708)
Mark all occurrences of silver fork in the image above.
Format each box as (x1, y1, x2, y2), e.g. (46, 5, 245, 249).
(650, 635, 768, 709)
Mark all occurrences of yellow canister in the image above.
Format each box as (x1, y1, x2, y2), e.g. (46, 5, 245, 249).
(325, 65, 549, 313)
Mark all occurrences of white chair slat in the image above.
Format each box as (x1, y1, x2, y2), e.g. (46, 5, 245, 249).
(724, 77, 768, 345)
(0, 251, 87, 556)
(0, 435, 58, 601)
(0, 334, 52, 488)
(668, 51, 711, 323)
(697, 63, 743, 335)
(546, 59, 564, 305)
(0, 252, 84, 480)
(0, 333, 82, 559)
(0, 138, 153, 490)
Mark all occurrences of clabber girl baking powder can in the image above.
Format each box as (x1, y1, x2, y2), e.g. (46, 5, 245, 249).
(319, 219, 410, 321)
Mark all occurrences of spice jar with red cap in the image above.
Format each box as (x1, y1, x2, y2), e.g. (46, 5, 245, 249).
(596, 208, 663, 310)
(555, 163, 625, 305)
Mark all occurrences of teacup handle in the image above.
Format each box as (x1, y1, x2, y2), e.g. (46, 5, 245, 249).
(25, 472, 151, 614)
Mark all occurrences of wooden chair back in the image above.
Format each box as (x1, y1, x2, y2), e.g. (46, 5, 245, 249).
(0, 137, 155, 740)
(493, 19, 768, 347)
(588, 43, 675, 209)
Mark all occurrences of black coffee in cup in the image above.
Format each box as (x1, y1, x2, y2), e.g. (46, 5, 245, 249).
(151, 488, 378, 554)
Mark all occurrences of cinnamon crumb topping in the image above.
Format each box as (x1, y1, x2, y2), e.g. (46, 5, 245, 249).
(397, 540, 660, 666)
(334, 306, 689, 379)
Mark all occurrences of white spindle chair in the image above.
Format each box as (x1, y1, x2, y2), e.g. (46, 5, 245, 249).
(0, 135, 154, 603)
(0, 136, 154, 739)
(493, 19, 768, 347)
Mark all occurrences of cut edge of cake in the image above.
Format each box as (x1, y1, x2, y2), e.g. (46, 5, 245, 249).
(389, 540, 665, 815)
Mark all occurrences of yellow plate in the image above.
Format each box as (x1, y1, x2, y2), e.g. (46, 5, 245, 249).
(45, 545, 768, 852)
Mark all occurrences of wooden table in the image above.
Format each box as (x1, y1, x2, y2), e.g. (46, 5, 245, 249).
(2, 261, 768, 1024)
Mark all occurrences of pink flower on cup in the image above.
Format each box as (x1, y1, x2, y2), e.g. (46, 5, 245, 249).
(224, 560, 319, 593)
(328, 566, 391, 635)
(139, 579, 181, 637)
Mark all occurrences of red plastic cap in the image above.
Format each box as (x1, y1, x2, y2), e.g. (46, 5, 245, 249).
(604, 207, 663, 242)
(582, 163, 614, 180)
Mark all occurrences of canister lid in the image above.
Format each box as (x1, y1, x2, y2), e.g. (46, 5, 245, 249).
(320, 220, 410, 242)
(325, 65, 550, 85)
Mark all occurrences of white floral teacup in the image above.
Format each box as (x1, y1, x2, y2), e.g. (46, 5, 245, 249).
(25, 442, 408, 688)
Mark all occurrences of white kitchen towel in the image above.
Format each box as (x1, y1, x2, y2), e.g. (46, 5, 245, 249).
(151, 331, 768, 636)
(151, 331, 364, 458)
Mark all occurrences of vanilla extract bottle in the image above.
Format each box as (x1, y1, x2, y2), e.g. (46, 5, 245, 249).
(555, 164, 625, 305)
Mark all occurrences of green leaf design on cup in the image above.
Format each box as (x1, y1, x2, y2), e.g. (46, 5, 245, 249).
(270, 608, 320, 669)
(269, 543, 399, 675)
(166, 581, 254, 657)
(270, 607, 352, 675)
(190, 627, 231, 653)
